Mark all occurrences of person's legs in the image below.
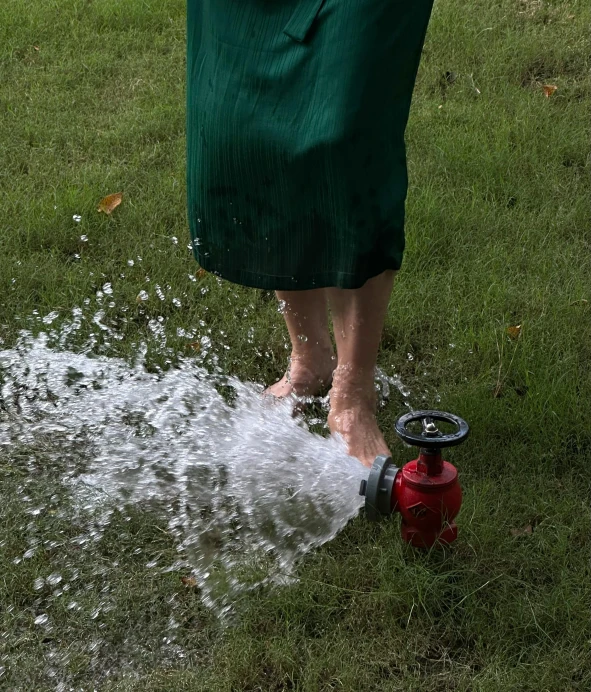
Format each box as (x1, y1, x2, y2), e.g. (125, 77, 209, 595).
(265, 289, 335, 398)
(327, 270, 396, 467)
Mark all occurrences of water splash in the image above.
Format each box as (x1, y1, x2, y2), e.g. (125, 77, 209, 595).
(0, 296, 427, 684)
(0, 328, 366, 618)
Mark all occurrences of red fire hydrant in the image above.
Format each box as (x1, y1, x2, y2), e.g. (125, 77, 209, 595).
(359, 411, 469, 547)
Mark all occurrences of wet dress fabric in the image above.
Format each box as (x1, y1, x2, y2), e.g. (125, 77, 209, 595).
(186, 0, 434, 290)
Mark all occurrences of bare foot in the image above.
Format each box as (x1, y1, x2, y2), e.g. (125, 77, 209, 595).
(265, 350, 335, 399)
(328, 369, 390, 467)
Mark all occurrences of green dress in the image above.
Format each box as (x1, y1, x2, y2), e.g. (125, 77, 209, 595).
(187, 0, 434, 290)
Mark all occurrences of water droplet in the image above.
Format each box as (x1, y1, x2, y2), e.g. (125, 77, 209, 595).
(80, 235, 88, 242)
(42, 311, 59, 325)
(297, 334, 308, 342)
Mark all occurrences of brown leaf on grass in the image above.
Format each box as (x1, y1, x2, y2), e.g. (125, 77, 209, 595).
(181, 576, 197, 587)
(97, 192, 123, 215)
(33, 46, 40, 52)
(196, 268, 207, 279)
(507, 325, 522, 340)
(542, 84, 558, 98)
(187, 341, 201, 351)
(510, 524, 533, 537)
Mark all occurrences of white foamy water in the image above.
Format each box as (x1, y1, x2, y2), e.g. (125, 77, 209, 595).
(0, 328, 367, 617)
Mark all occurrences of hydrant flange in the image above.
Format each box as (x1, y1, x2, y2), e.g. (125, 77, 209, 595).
(358, 454, 399, 521)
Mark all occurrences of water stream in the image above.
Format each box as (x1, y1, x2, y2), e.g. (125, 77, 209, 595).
(0, 297, 421, 684)
(0, 312, 413, 618)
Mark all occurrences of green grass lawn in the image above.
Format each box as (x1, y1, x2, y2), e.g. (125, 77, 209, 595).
(1, 0, 591, 689)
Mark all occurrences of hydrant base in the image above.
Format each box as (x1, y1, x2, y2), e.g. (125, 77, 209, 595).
(402, 521, 458, 548)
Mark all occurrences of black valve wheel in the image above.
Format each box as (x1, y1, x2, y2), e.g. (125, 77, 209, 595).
(395, 410, 469, 449)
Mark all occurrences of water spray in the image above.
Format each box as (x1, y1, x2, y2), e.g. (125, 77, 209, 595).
(359, 410, 469, 547)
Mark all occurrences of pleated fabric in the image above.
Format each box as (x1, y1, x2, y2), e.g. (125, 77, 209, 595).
(187, 0, 434, 290)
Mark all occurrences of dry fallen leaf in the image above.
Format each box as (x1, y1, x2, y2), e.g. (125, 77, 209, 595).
(33, 46, 40, 52)
(510, 525, 533, 537)
(196, 268, 207, 279)
(542, 84, 558, 98)
(97, 192, 123, 215)
(507, 325, 522, 340)
(181, 576, 197, 587)
(187, 341, 201, 351)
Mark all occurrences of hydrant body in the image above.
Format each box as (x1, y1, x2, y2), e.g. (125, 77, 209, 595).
(393, 452, 463, 547)
(360, 411, 469, 548)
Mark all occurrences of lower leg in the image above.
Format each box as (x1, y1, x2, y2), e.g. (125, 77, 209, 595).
(265, 289, 335, 398)
(327, 270, 396, 466)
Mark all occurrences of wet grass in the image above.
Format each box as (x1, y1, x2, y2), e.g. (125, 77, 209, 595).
(1, 0, 591, 689)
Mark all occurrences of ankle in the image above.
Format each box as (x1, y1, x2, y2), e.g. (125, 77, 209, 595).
(331, 364, 376, 392)
(329, 387, 377, 414)
(290, 342, 335, 363)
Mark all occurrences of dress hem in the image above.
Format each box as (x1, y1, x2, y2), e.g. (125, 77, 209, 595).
(194, 256, 403, 291)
